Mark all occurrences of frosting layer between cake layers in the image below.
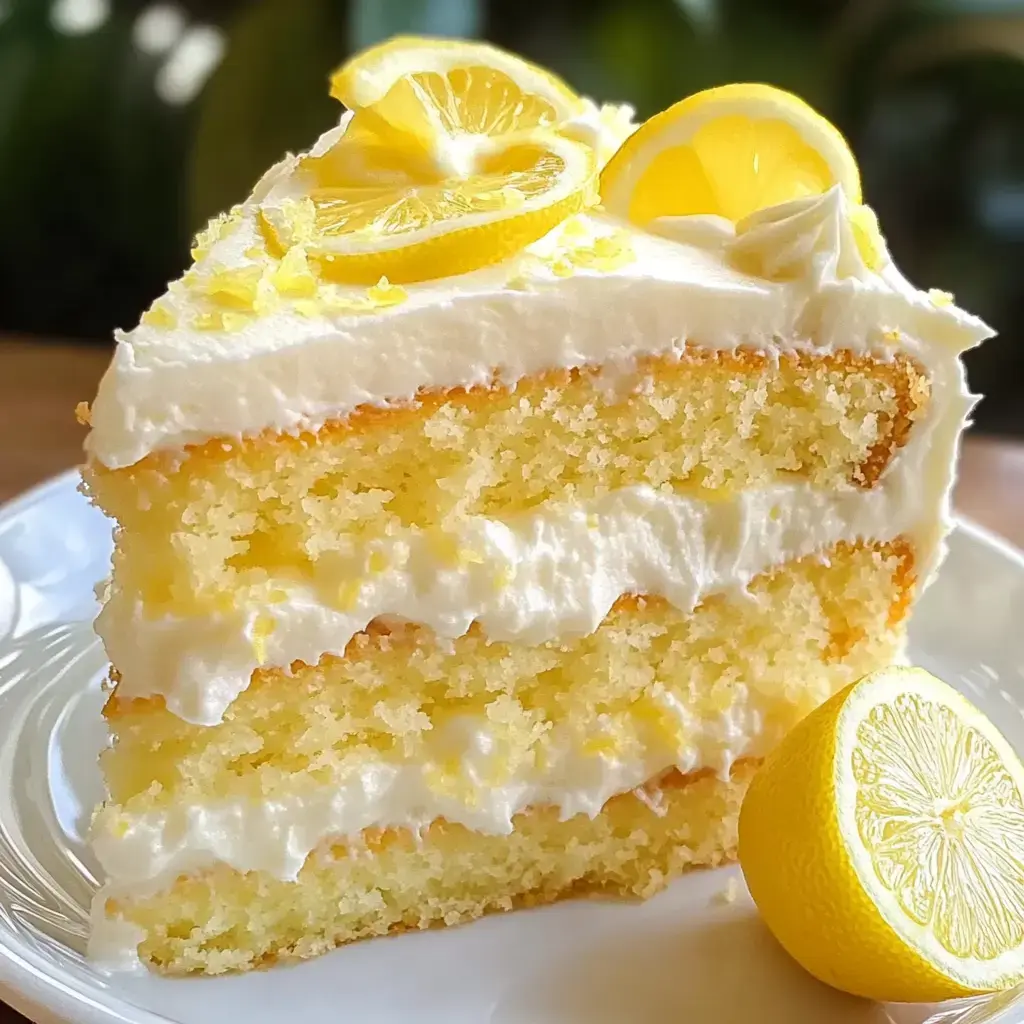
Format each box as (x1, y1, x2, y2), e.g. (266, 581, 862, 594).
(92, 700, 774, 887)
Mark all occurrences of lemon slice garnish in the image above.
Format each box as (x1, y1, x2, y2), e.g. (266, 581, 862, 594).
(739, 666, 1024, 1003)
(261, 131, 595, 285)
(600, 83, 862, 226)
(330, 36, 584, 167)
(260, 38, 596, 285)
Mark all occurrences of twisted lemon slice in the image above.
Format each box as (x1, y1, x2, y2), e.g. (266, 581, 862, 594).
(600, 83, 862, 226)
(261, 38, 596, 285)
(331, 36, 584, 165)
(739, 667, 1024, 1003)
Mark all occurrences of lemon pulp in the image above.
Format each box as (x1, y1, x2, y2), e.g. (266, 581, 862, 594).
(739, 667, 1024, 1003)
(600, 82, 863, 232)
(848, 685, 1024, 964)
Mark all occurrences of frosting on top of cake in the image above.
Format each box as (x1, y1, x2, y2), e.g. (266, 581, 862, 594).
(84, 102, 990, 470)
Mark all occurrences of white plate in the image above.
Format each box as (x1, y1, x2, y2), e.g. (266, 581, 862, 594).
(1, 472, 1024, 1024)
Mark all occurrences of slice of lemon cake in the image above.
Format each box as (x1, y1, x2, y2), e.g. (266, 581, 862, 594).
(81, 38, 992, 975)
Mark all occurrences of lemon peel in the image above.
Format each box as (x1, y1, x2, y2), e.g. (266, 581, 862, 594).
(739, 666, 1024, 1003)
(601, 83, 862, 228)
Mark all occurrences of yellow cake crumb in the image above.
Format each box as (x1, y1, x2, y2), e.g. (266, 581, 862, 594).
(106, 762, 756, 975)
(84, 349, 928, 617)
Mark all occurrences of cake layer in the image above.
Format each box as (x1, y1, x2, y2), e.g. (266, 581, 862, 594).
(95, 383, 941, 725)
(93, 539, 912, 888)
(85, 345, 926, 619)
(93, 761, 756, 974)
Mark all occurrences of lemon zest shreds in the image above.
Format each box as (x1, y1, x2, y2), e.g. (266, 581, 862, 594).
(190, 208, 240, 261)
(141, 299, 177, 329)
(272, 246, 319, 298)
(199, 265, 264, 310)
(366, 276, 408, 307)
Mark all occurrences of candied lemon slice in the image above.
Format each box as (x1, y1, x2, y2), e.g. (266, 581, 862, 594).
(600, 83, 862, 226)
(739, 666, 1024, 1003)
(330, 35, 583, 170)
(261, 131, 596, 285)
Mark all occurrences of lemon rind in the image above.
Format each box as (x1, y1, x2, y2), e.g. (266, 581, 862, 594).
(331, 35, 583, 119)
(599, 82, 862, 221)
(834, 666, 1024, 994)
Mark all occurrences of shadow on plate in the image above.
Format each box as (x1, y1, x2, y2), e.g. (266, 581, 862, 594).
(491, 908, 889, 1024)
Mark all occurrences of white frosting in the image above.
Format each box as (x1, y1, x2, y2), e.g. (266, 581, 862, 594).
(86, 906, 145, 974)
(89, 182, 988, 727)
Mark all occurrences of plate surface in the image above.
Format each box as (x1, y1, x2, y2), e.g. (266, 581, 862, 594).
(1, 472, 1023, 1024)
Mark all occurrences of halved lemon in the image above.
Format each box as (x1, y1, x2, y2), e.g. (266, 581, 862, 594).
(600, 83, 861, 226)
(739, 666, 1024, 1003)
(330, 36, 584, 172)
(261, 131, 596, 285)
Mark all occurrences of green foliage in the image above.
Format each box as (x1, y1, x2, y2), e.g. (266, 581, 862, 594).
(0, 0, 187, 336)
(189, 0, 342, 230)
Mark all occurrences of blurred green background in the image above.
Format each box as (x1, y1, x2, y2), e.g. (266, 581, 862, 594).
(0, 0, 1021, 433)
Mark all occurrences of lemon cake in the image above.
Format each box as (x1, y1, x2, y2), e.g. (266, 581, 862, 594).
(81, 38, 992, 974)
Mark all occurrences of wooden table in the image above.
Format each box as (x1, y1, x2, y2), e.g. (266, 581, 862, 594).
(0, 339, 1022, 1023)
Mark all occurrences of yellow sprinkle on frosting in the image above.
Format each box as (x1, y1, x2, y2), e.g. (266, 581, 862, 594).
(191, 207, 241, 261)
(141, 300, 177, 328)
(366, 276, 408, 307)
(194, 308, 251, 332)
(200, 265, 264, 310)
(273, 246, 319, 298)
